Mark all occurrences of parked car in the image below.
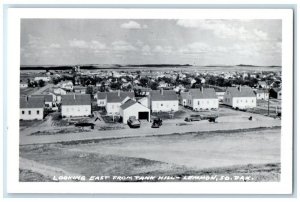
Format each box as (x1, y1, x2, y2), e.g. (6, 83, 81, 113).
(75, 122, 95, 129)
(151, 118, 163, 128)
(127, 116, 141, 128)
(184, 114, 201, 122)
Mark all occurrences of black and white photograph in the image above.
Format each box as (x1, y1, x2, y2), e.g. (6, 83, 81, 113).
(18, 17, 283, 183)
(4, 7, 294, 195)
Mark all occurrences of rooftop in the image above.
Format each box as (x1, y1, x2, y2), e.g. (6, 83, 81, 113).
(150, 90, 178, 101)
(62, 94, 91, 105)
(20, 97, 44, 108)
(226, 87, 256, 97)
(189, 88, 217, 99)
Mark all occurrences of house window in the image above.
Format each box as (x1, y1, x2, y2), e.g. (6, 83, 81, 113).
(252, 99, 254, 103)
(37, 110, 39, 115)
(66, 108, 69, 112)
(112, 105, 114, 109)
(237, 99, 239, 103)
(22, 111, 25, 114)
(28, 110, 31, 115)
(198, 101, 200, 105)
(161, 104, 163, 106)
(246, 100, 248, 103)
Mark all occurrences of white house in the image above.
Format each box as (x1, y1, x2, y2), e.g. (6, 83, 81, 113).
(59, 81, 73, 91)
(20, 97, 44, 120)
(96, 92, 107, 107)
(53, 87, 67, 95)
(137, 97, 149, 108)
(186, 88, 219, 111)
(20, 82, 28, 88)
(120, 99, 150, 123)
(149, 89, 178, 112)
(61, 94, 91, 117)
(179, 92, 189, 106)
(255, 89, 269, 100)
(223, 87, 257, 109)
(105, 91, 135, 115)
(73, 86, 86, 94)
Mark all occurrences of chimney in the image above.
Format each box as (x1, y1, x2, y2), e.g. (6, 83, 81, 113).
(160, 88, 164, 95)
(73, 94, 76, 100)
(118, 89, 120, 96)
(201, 86, 203, 93)
(239, 85, 242, 92)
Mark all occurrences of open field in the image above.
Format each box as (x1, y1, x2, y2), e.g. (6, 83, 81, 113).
(19, 127, 280, 182)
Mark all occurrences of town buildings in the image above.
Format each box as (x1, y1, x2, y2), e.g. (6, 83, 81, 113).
(61, 94, 91, 117)
(20, 97, 44, 120)
(186, 88, 219, 111)
(223, 87, 257, 109)
(149, 89, 178, 112)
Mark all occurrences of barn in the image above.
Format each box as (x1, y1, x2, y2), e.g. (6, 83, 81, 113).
(120, 99, 150, 123)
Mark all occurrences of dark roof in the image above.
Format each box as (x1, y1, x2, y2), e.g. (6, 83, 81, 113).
(20, 97, 44, 108)
(256, 89, 269, 94)
(106, 92, 134, 103)
(120, 99, 137, 110)
(150, 90, 178, 101)
(226, 87, 256, 97)
(180, 92, 189, 99)
(270, 88, 281, 93)
(31, 94, 53, 102)
(62, 94, 91, 105)
(97, 92, 107, 100)
(189, 88, 217, 99)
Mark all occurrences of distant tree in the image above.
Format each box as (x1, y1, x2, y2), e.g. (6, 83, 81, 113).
(110, 81, 122, 90)
(27, 79, 32, 87)
(85, 86, 94, 97)
(140, 77, 149, 87)
(150, 82, 159, 90)
(38, 79, 45, 87)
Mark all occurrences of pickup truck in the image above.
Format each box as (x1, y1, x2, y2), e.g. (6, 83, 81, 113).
(127, 116, 141, 128)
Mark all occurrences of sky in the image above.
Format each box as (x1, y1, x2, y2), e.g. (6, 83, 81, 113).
(21, 19, 282, 66)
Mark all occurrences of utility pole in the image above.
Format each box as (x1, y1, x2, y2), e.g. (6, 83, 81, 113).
(267, 88, 270, 116)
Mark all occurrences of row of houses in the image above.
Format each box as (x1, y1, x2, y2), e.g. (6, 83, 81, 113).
(20, 86, 281, 121)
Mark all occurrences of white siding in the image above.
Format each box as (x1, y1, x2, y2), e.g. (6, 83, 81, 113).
(120, 103, 150, 123)
(232, 97, 256, 109)
(151, 100, 178, 112)
(20, 108, 44, 120)
(138, 97, 149, 108)
(106, 103, 122, 115)
(191, 98, 219, 110)
(97, 99, 106, 107)
(61, 105, 91, 117)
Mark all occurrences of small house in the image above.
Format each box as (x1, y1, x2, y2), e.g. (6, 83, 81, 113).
(120, 99, 150, 123)
(223, 87, 256, 109)
(186, 88, 218, 111)
(149, 89, 178, 112)
(61, 94, 91, 117)
(20, 97, 44, 120)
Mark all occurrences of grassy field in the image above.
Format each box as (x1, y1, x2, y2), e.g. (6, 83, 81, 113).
(19, 127, 281, 182)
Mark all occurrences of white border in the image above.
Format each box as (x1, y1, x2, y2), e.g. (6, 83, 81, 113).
(6, 8, 294, 194)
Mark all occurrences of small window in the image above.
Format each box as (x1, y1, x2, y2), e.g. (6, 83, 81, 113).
(28, 110, 31, 115)
(161, 104, 163, 106)
(198, 101, 200, 105)
(252, 99, 254, 103)
(37, 110, 39, 115)
(246, 100, 248, 103)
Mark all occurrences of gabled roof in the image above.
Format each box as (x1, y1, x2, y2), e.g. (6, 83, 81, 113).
(97, 92, 107, 100)
(189, 88, 217, 99)
(31, 94, 53, 102)
(256, 89, 269, 94)
(106, 92, 134, 103)
(62, 94, 91, 106)
(180, 92, 189, 99)
(150, 90, 178, 101)
(120, 99, 137, 110)
(20, 97, 44, 108)
(226, 87, 256, 97)
(270, 88, 282, 93)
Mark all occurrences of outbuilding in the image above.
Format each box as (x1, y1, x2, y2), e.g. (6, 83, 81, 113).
(120, 99, 150, 123)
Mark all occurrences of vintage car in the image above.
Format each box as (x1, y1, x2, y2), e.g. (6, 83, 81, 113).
(127, 116, 141, 128)
(151, 118, 163, 128)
